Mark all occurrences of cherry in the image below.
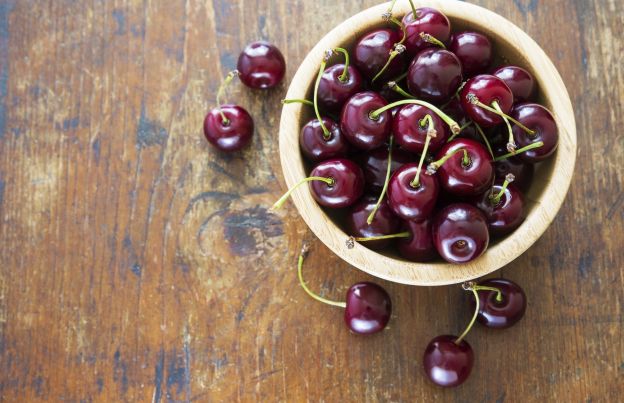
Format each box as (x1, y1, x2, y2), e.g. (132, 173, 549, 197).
(299, 117, 350, 162)
(353, 28, 405, 83)
(271, 158, 364, 210)
(432, 203, 489, 263)
(492, 65, 535, 102)
(511, 103, 559, 162)
(430, 139, 494, 196)
(407, 48, 462, 104)
(393, 103, 450, 153)
(318, 48, 363, 112)
(345, 197, 401, 250)
(449, 31, 493, 77)
(297, 244, 391, 335)
(473, 174, 525, 236)
(423, 335, 474, 387)
(359, 145, 413, 193)
(469, 278, 527, 329)
(203, 71, 254, 152)
(401, 7, 451, 55)
(398, 219, 437, 262)
(493, 144, 534, 192)
(237, 41, 285, 89)
(460, 74, 513, 128)
(340, 91, 392, 150)
(387, 163, 439, 221)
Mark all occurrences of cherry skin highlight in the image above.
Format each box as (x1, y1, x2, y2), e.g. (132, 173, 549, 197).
(492, 65, 535, 102)
(432, 203, 489, 263)
(345, 197, 401, 250)
(469, 278, 527, 329)
(237, 41, 286, 89)
(407, 48, 463, 104)
(423, 335, 474, 387)
(449, 31, 492, 77)
(473, 181, 525, 236)
(318, 64, 363, 112)
(203, 104, 254, 152)
(387, 164, 439, 221)
(353, 28, 405, 82)
(344, 282, 392, 335)
(309, 158, 364, 208)
(402, 7, 451, 55)
(393, 103, 450, 153)
(299, 117, 350, 162)
(511, 103, 559, 163)
(435, 139, 494, 196)
(340, 91, 392, 151)
(460, 74, 513, 127)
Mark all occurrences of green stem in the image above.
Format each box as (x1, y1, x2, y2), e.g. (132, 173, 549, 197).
(297, 245, 346, 308)
(492, 100, 516, 152)
(370, 99, 460, 134)
(493, 141, 544, 161)
(352, 231, 411, 242)
(490, 173, 515, 205)
(455, 286, 479, 345)
(473, 285, 503, 303)
(474, 123, 494, 159)
(446, 121, 472, 143)
(426, 147, 467, 175)
(410, 115, 435, 188)
(216, 70, 239, 125)
(407, 0, 418, 18)
(387, 81, 415, 99)
(314, 58, 330, 138)
(466, 93, 536, 135)
(271, 176, 334, 210)
(419, 32, 446, 49)
(282, 99, 314, 106)
(367, 136, 394, 225)
(385, 0, 398, 17)
(333, 47, 351, 82)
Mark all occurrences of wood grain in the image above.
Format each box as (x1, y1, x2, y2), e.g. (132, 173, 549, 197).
(0, 0, 622, 401)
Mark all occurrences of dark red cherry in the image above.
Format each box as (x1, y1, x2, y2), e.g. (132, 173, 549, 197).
(309, 159, 364, 208)
(340, 91, 392, 150)
(359, 147, 414, 193)
(344, 282, 392, 334)
(432, 203, 489, 263)
(393, 104, 450, 153)
(492, 65, 535, 102)
(423, 335, 474, 387)
(398, 219, 437, 261)
(318, 64, 363, 112)
(345, 197, 401, 250)
(407, 48, 462, 104)
(402, 7, 451, 55)
(493, 144, 534, 192)
(442, 99, 479, 142)
(299, 117, 350, 162)
(203, 104, 254, 152)
(511, 103, 559, 163)
(387, 164, 439, 221)
(460, 75, 513, 127)
(473, 181, 525, 236)
(449, 31, 492, 77)
(353, 28, 405, 82)
(237, 41, 285, 89)
(435, 139, 494, 196)
(470, 278, 526, 329)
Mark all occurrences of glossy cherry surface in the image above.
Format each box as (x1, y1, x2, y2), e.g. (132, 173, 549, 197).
(203, 105, 254, 152)
(407, 48, 462, 104)
(340, 91, 392, 150)
(344, 282, 392, 335)
(318, 64, 363, 112)
(492, 65, 535, 102)
(435, 139, 494, 196)
(470, 278, 526, 329)
(432, 203, 489, 263)
(309, 159, 364, 208)
(237, 41, 285, 89)
(511, 103, 559, 162)
(449, 31, 492, 77)
(387, 164, 439, 221)
(460, 74, 513, 127)
(299, 117, 350, 162)
(423, 335, 474, 388)
(359, 146, 414, 192)
(353, 28, 405, 82)
(393, 104, 450, 153)
(402, 7, 451, 55)
(345, 197, 401, 250)
(473, 181, 525, 236)
(398, 219, 437, 261)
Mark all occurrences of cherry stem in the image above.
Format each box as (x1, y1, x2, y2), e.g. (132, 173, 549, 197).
(419, 32, 446, 49)
(392, 71, 408, 83)
(314, 56, 331, 138)
(271, 176, 335, 210)
(407, 0, 418, 18)
(474, 123, 494, 159)
(370, 99, 460, 134)
(491, 100, 516, 153)
(282, 99, 314, 107)
(410, 115, 436, 188)
(446, 121, 472, 143)
(455, 283, 479, 345)
(387, 81, 415, 99)
(352, 231, 410, 242)
(493, 141, 544, 161)
(490, 173, 515, 205)
(367, 136, 394, 225)
(373, 16, 407, 83)
(473, 285, 504, 303)
(426, 148, 467, 175)
(385, 0, 398, 17)
(297, 244, 347, 308)
(467, 93, 536, 135)
(216, 70, 239, 125)
(333, 47, 351, 82)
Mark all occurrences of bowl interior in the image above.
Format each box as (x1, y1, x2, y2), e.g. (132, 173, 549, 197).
(279, 0, 576, 285)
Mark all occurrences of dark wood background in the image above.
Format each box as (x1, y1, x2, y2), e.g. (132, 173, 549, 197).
(0, 0, 622, 401)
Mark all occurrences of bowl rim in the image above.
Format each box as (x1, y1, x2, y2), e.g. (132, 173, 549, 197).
(278, 0, 577, 286)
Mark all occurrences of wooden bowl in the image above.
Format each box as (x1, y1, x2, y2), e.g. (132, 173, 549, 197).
(278, 0, 576, 286)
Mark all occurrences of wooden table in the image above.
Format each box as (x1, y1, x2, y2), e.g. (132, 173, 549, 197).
(0, 0, 622, 401)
